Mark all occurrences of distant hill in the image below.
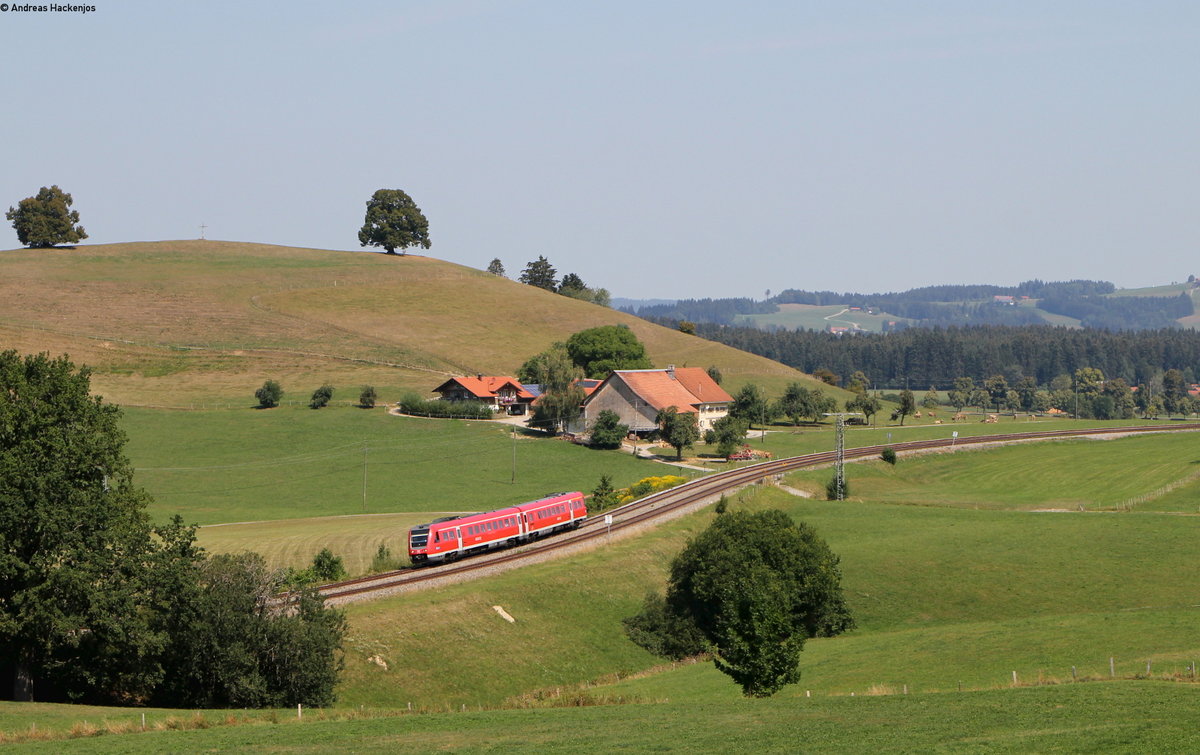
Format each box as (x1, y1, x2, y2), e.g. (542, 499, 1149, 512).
(0, 241, 840, 407)
(630, 280, 1200, 333)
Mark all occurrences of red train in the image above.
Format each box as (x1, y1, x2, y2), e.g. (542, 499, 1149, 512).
(407, 491, 587, 565)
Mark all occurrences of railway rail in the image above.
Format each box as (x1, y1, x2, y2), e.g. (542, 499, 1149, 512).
(318, 422, 1200, 604)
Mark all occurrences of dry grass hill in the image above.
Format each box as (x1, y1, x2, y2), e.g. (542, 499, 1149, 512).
(0, 240, 839, 407)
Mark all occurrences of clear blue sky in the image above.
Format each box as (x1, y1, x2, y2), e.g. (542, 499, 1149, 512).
(3, 1, 1197, 299)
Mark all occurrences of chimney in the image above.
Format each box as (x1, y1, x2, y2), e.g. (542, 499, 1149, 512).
(667, 364, 676, 379)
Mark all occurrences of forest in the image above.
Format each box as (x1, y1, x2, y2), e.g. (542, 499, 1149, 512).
(665, 322, 1200, 389)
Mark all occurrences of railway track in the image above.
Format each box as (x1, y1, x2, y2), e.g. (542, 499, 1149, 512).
(318, 422, 1200, 604)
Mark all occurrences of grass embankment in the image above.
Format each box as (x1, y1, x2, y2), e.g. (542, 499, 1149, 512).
(0, 240, 828, 406)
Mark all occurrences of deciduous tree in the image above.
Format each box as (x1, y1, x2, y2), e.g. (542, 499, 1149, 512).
(358, 189, 431, 254)
(655, 406, 700, 460)
(255, 380, 283, 409)
(589, 409, 629, 449)
(895, 389, 916, 425)
(0, 351, 159, 702)
(6, 185, 88, 248)
(565, 325, 651, 378)
(626, 510, 853, 697)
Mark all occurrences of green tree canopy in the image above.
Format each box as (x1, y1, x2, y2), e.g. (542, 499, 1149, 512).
(519, 255, 558, 290)
(628, 510, 853, 697)
(894, 389, 916, 425)
(0, 351, 160, 702)
(565, 325, 651, 378)
(6, 185, 88, 248)
(255, 379, 283, 409)
(486, 258, 505, 277)
(845, 392, 882, 425)
(589, 409, 629, 449)
(709, 414, 750, 458)
(357, 188, 431, 255)
(0, 352, 347, 706)
(729, 383, 769, 425)
(655, 406, 701, 460)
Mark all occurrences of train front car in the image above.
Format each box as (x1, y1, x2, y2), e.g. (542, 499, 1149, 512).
(407, 523, 432, 565)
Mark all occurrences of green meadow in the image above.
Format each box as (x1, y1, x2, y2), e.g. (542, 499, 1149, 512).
(123, 405, 675, 527)
(8, 684, 1200, 753)
(5, 429, 1200, 750)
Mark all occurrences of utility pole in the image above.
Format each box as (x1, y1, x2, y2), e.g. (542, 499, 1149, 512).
(362, 442, 368, 512)
(199, 223, 207, 240)
(824, 412, 862, 501)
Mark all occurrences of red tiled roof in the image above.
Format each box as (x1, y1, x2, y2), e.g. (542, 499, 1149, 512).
(599, 367, 733, 414)
(433, 376, 534, 400)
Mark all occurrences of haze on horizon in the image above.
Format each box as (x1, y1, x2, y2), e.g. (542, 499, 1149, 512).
(2, 1, 1196, 300)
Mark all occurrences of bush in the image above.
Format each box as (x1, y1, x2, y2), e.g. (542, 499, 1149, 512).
(589, 410, 629, 449)
(309, 384, 334, 409)
(255, 380, 283, 409)
(310, 548, 346, 582)
(880, 446, 897, 465)
(825, 476, 849, 500)
(589, 475, 618, 513)
(359, 385, 377, 409)
(398, 392, 494, 419)
(369, 543, 403, 572)
(618, 475, 687, 505)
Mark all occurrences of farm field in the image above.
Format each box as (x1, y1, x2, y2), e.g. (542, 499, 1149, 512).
(7, 684, 1200, 752)
(735, 303, 907, 332)
(123, 404, 674, 527)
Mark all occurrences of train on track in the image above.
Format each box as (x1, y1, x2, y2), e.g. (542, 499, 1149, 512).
(407, 491, 587, 565)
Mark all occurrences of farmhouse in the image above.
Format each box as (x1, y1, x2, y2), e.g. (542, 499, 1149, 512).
(432, 375, 536, 416)
(580, 366, 732, 435)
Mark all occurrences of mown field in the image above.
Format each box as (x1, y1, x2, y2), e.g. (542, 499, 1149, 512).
(123, 404, 673, 529)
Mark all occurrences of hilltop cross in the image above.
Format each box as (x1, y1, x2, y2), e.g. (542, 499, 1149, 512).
(199, 223, 207, 240)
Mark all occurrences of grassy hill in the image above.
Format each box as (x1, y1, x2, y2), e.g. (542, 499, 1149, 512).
(0, 240, 834, 407)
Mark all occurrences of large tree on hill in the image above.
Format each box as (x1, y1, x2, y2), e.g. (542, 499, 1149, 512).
(625, 509, 853, 697)
(357, 188, 431, 255)
(6, 185, 88, 248)
(519, 255, 559, 290)
(565, 325, 651, 378)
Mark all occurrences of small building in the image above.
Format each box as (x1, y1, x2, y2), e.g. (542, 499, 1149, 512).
(580, 366, 733, 435)
(993, 295, 1015, 305)
(432, 375, 535, 416)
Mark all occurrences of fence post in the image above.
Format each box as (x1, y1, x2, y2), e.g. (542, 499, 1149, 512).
(1110, 657, 1115, 677)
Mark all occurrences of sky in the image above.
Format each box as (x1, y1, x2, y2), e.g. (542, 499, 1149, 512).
(2, 1, 1197, 300)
